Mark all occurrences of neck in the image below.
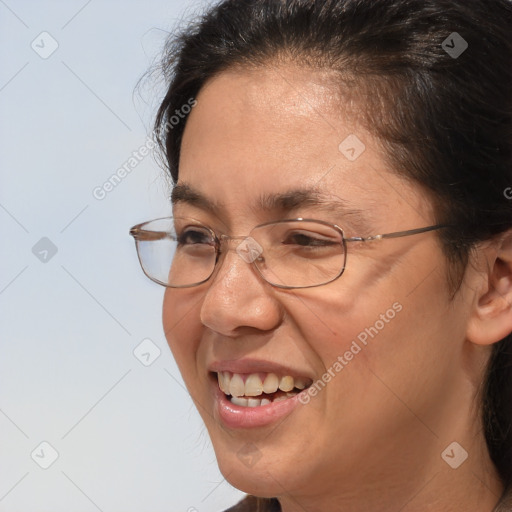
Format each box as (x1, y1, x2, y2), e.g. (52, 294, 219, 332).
(278, 387, 503, 512)
(278, 453, 502, 512)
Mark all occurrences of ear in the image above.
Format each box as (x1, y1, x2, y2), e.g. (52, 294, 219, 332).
(467, 230, 512, 346)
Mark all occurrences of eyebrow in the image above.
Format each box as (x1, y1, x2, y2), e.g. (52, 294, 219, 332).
(171, 183, 374, 232)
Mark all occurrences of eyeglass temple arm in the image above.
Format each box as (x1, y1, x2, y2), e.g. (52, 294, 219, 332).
(344, 224, 450, 243)
(129, 228, 171, 242)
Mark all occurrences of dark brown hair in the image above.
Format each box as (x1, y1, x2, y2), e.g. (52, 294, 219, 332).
(154, 0, 512, 509)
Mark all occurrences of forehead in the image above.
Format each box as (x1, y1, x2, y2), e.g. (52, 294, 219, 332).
(180, 64, 348, 173)
(178, 65, 433, 228)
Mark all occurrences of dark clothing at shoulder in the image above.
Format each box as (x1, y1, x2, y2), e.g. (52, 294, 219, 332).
(224, 496, 281, 512)
(225, 489, 512, 511)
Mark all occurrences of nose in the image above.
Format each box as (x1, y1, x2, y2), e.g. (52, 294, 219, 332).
(199, 239, 283, 337)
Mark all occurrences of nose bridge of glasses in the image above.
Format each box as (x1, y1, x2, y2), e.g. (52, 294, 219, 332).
(217, 234, 264, 264)
(218, 234, 249, 243)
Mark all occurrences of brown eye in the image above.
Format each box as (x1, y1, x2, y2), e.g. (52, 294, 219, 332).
(177, 227, 214, 245)
(283, 231, 337, 247)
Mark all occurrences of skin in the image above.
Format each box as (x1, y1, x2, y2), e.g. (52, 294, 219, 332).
(162, 64, 511, 512)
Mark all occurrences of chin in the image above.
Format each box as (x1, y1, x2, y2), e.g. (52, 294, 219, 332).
(209, 432, 308, 498)
(216, 451, 288, 498)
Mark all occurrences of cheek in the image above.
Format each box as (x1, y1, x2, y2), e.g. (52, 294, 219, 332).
(162, 289, 203, 378)
(290, 258, 458, 418)
(289, 276, 402, 371)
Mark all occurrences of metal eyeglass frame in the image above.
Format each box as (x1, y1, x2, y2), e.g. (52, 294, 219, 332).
(129, 217, 450, 289)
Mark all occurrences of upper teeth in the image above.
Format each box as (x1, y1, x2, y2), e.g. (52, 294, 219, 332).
(217, 372, 309, 397)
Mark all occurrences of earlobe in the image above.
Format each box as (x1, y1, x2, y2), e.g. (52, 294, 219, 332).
(467, 231, 512, 346)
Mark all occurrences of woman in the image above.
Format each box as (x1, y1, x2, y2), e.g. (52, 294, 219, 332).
(130, 0, 512, 510)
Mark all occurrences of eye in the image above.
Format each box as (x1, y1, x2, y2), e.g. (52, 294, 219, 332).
(283, 231, 338, 247)
(176, 226, 214, 245)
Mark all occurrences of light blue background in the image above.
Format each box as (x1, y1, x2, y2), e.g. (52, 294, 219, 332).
(0, 1, 244, 510)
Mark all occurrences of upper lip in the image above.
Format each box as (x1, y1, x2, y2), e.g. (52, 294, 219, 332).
(208, 358, 314, 380)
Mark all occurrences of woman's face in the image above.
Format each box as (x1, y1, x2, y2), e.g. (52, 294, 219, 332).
(163, 65, 474, 499)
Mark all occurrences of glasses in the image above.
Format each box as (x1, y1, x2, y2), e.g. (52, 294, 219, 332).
(129, 217, 448, 289)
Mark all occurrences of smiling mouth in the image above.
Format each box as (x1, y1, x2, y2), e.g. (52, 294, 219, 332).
(215, 371, 313, 407)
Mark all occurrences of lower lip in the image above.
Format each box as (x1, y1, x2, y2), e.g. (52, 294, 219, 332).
(213, 382, 304, 429)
